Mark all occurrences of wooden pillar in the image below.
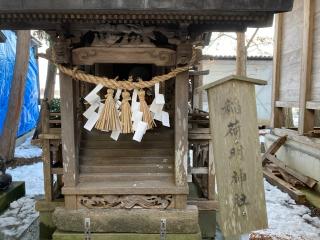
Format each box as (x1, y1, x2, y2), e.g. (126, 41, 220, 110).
(0, 31, 30, 162)
(174, 70, 189, 209)
(60, 73, 78, 188)
(299, 0, 315, 134)
(236, 32, 246, 77)
(271, 14, 285, 128)
(41, 100, 53, 201)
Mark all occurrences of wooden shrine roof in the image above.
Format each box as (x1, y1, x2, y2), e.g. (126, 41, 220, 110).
(0, 0, 293, 30)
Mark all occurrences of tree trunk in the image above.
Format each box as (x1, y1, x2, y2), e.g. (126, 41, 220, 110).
(0, 30, 30, 162)
(236, 32, 247, 77)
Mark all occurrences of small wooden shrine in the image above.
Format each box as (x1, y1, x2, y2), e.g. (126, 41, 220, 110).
(0, 1, 293, 239)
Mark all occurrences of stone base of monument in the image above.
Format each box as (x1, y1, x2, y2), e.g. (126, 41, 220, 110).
(52, 205, 201, 240)
(0, 181, 25, 213)
(35, 199, 65, 240)
(53, 231, 202, 240)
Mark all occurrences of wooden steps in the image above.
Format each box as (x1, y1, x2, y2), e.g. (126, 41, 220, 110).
(63, 180, 188, 195)
(80, 163, 173, 174)
(80, 156, 173, 165)
(78, 128, 175, 187)
(79, 172, 173, 182)
(80, 148, 173, 157)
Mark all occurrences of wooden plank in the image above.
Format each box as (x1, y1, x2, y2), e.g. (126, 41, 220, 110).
(191, 167, 208, 174)
(206, 77, 267, 237)
(207, 141, 215, 200)
(262, 135, 287, 165)
(188, 199, 219, 211)
(188, 133, 211, 140)
(275, 101, 299, 108)
(265, 154, 317, 188)
(174, 69, 189, 186)
(188, 128, 210, 134)
(60, 73, 78, 188)
(272, 14, 285, 128)
(64, 196, 77, 210)
(263, 170, 307, 204)
(273, 128, 320, 149)
(62, 181, 188, 195)
(80, 148, 173, 157)
(306, 101, 320, 110)
(0, 30, 30, 161)
(72, 47, 176, 66)
(79, 173, 173, 182)
(299, 0, 315, 134)
(42, 139, 53, 201)
(51, 168, 64, 175)
(38, 133, 61, 140)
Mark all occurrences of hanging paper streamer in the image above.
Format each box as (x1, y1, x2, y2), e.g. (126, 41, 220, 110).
(84, 84, 103, 104)
(138, 89, 156, 130)
(114, 88, 122, 110)
(133, 121, 148, 142)
(95, 89, 121, 132)
(120, 91, 133, 134)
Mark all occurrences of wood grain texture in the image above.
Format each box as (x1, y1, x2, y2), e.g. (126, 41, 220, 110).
(271, 14, 284, 128)
(206, 78, 267, 237)
(72, 47, 176, 66)
(279, 0, 304, 103)
(60, 73, 78, 188)
(299, 0, 315, 134)
(174, 70, 189, 187)
(0, 30, 30, 161)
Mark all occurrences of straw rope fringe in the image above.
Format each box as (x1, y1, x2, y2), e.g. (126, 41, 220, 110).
(39, 51, 195, 90)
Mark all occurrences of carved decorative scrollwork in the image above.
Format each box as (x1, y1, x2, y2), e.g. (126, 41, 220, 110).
(79, 195, 173, 209)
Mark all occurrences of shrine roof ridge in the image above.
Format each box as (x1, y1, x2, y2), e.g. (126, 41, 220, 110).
(200, 75, 267, 91)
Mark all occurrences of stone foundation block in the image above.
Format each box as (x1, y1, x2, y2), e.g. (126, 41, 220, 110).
(53, 205, 199, 234)
(53, 230, 202, 240)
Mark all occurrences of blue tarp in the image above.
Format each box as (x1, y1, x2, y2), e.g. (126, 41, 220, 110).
(0, 30, 40, 137)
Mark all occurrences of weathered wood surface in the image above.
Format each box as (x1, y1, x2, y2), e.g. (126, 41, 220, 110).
(271, 14, 284, 128)
(279, 0, 304, 103)
(205, 76, 267, 237)
(60, 73, 78, 188)
(265, 154, 317, 189)
(174, 67, 189, 188)
(263, 170, 306, 204)
(72, 47, 176, 66)
(262, 135, 287, 165)
(187, 199, 219, 211)
(299, 0, 315, 134)
(0, 30, 30, 162)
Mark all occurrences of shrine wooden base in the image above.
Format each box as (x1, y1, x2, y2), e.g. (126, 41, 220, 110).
(0, 181, 25, 213)
(53, 231, 202, 240)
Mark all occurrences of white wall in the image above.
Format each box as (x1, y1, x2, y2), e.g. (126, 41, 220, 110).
(200, 58, 273, 125)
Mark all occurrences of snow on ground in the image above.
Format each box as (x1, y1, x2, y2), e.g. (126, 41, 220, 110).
(14, 136, 42, 158)
(0, 197, 38, 239)
(253, 180, 320, 239)
(7, 162, 44, 196)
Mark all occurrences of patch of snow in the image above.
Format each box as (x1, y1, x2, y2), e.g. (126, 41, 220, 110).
(7, 162, 44, 196)
(14, 137, 42, 158)
(0, 197, 38, 239)
(253, 180, 320, 239)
